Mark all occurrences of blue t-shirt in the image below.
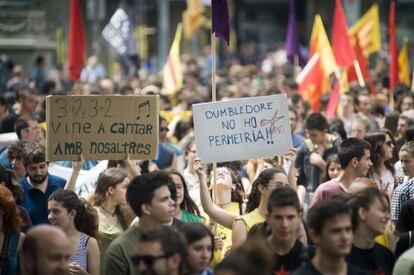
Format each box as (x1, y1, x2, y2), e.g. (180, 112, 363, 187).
(20, 173, 66, 225)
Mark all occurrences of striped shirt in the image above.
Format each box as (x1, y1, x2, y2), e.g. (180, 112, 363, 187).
(68, 233, 90, 271)
(391, 177, 414, 221)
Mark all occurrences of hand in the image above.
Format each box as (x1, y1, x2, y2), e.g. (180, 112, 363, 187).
(194, 157, 207, 178)
(310, 152, 325, 169)
(67, 262, 88, 275)
(214, 236, 224, 250)
(72, 154, 84, 172)
(284, 149, 297, 162)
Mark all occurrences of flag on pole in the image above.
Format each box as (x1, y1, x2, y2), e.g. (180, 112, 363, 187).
(348, 4, 381, 57)
(398, 38, 410, 86)
(285, 0, 305, 66)
(183, 0, 204, 39)
(332, 0, 355, 68)
(348, 36, 371, 82)
(68, 0, 87, 80)
(309, 15, 339, 79)
(389, 0, 398, 94)
(325, 80, 341, 119)
(163, 24, 183, 95)
(297, 53, 324, 112)
(212, 0, 229, 45)
(102, 7, 138, 75)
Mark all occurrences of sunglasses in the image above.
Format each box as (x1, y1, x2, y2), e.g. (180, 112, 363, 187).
(131, 253, 172, 267)
(160, 127, 169, 132)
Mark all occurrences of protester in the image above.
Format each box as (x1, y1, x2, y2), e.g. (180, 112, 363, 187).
(132, 226, 188, 275)
(20, 225, 70, 275)
(347, 187, 395, 274)
(19, 141, 66, 225)
(165, 168, 202, 223)
(0, 185, 24, 275)
(324, 154, 342, 181)
(266, 187, 308, 273)
(292, 199, 365, 275)
(311, 138, 372, 206)
(104, 171, 176, 275)
(181, 223, 214, 275)
(48, 189, 100, 275)
(92, 168, 130, 273)
(296, 112, 341, 191)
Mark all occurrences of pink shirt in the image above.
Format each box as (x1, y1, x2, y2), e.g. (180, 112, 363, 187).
(310, 179, 345, 207)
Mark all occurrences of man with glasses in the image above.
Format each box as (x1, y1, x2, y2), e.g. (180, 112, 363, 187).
(19, 141, 66, 225)
(132, 226, 188, 275)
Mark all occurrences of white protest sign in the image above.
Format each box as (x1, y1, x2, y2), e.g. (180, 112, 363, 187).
(193, 94, 293, 163)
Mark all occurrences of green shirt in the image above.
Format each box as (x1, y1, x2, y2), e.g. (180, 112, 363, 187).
(181, 209, 202, 223)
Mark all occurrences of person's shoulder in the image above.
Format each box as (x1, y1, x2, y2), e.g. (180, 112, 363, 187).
(48, 173, 66, 186)
(107, 226, 141, 250)
(291, 262, 319, 275)
(373, 242, 395, 258)
(347, 263, 370, 275)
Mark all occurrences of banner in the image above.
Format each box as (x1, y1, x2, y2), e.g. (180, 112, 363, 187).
(46, 95, 159, 161)
(193, 94, 292, 163)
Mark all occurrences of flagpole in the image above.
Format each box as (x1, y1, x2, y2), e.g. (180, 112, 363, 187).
(353, 60, 365, 88)
(211, 33, 217, 206)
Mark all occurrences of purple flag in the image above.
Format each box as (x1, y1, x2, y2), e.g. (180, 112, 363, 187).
(212, 0, 230, 45)
(285, 0, 305, 66)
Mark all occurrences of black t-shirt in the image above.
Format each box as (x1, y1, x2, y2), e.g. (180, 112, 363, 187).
(273, 240, 308, 274)
(291, 261, 369, 275)
(0, 112, 18, 133)
(348, 243, 396, 275)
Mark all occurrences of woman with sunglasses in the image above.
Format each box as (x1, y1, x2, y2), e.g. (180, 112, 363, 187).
(48, 189, 99, 275)
(364, 131, 396, 198)
(181, 223, 214, 275)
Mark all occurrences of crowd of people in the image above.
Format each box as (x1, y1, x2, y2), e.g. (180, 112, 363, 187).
(1, 43, 414, 275)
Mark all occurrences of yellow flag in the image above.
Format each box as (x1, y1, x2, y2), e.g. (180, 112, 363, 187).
(163, 24, 183, 95)
(309, 15, 339, 78)
(398, 38, 410, 86)
(349, 4, 381, 57)
(182, 0, 204, 39)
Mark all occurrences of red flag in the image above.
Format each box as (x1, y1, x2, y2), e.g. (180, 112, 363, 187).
(325, 80, 340, 119)
(389, 0, 398, 93)
(348, 36, 371, 82)
(68, 0, 87, 80)
(332, 0, 355, 68)
(297, 54, 324, 112)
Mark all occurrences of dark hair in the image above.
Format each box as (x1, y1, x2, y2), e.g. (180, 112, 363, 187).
(93, 168, 129, 229)
(406, 125, 414, 142)
(0, 165, 23, 200)
(324, 154, 340, 181)
(8, 140, 29, 161)
(398, 92, 414, 112)
(338, 138, 372, 168)
(347, 187, 389, 231)
(49, 190, 98, 238)
(126, 171, 174, 217)
(383, 111, 400, 137)
(328, 118, 347, 140)
(364, 131, 395, 175)
(22, 141, 45, 167)
(208, 162, 245, 204)
(164, 168, 200, 216)
(307, 198, 351, 234)
(214, 251, 257, 275)
(0, 185, 22, 233)
(305, 112, 328, 131)
(267, 186, 300, 214)
(246, 168, 286, 213)
(138, 226, 188, 274)
(14, 116, 37, 140)
(181, 223, 214, 262)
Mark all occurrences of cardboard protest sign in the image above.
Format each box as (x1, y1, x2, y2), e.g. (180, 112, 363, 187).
(46, 95, 159, 161)
(193, 94, 293, 163)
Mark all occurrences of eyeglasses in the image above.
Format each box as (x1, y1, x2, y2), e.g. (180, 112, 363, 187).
(131, 253, 172, 267)
(160, 127, 169, 132)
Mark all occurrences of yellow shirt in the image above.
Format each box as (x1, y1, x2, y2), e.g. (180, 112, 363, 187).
(238, 208, 265, 231)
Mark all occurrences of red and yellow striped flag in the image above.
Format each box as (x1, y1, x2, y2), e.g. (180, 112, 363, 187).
(163, 24, 183, 95)
(348, 4, 381, 58)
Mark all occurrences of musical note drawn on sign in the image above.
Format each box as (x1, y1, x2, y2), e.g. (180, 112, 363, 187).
(136, 100, 151, 120)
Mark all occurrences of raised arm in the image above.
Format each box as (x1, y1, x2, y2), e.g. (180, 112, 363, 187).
(64, 157, 84, 191)
(194, 158, 237, 229)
